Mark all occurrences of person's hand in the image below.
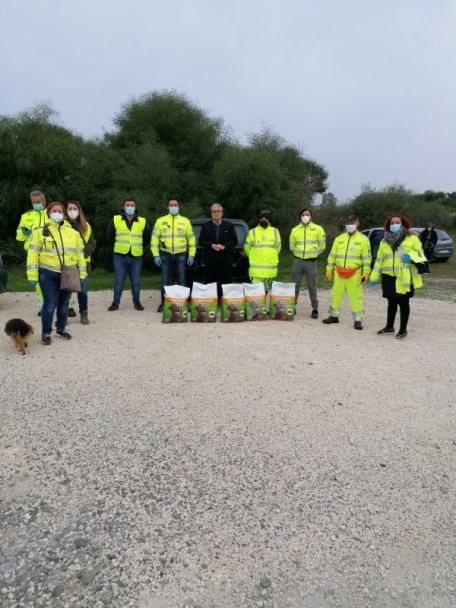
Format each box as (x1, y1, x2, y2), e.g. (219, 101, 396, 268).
(187, 256, 194, 266)
(154, 256, 161, 267)
(218, 244, 225, 250)
(402, 253, 410, 264)
(325, 269, 333, 281)
(362, 272, 370, 283)
(22, 227, 32, 236)
(370, 280, 377, 287)
(29, 280, 37, 286)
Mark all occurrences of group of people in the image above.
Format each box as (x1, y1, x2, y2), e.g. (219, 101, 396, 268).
(16, 191, 428, 345)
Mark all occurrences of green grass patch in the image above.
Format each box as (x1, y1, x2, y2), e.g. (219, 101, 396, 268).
(5, 241, 455, 301)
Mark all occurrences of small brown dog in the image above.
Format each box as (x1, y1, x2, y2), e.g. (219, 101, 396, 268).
(4, 319, 34, 355)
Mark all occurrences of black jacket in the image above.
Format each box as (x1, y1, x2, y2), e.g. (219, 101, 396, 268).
(420, 228, 438, 248)
(199, 220, 238, 267)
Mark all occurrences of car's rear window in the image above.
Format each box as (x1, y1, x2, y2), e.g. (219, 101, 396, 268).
(436, 229, 451, 240)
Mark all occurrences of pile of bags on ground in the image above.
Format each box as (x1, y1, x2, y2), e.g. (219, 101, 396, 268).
(162, 282, 295, 323)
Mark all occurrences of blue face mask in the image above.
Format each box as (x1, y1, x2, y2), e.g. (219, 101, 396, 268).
(33, 203, 44, 211)
(169, 207, 179, 216)
(124, 206, 135, 216)
(390, 224, 401, 233)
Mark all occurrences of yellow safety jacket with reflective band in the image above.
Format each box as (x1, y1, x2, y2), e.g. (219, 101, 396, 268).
(16, 209, 48, 251)
(289, 222, 326, 259)
(26, 222, 87, 281)
(244, 225, 281, 278)
(326, 231, 371, 273)
(81, 223, 93, 263)
(370, 234, 425, 293)
(151, 214, 196, 256)
(114, 215, 146, 256)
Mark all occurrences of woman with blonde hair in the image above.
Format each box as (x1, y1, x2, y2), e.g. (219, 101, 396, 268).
(65, 201, 96, 325)
(27, 202, 87, 345)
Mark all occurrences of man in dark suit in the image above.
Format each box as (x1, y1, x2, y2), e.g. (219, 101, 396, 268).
(198, 204, 238, 299)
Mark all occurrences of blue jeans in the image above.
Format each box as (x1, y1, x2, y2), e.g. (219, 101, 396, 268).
(160, 252, 187, 303)
(38, 269, 72, 335)
(77, 277, 89, 312)
(113, 254, 143, 305)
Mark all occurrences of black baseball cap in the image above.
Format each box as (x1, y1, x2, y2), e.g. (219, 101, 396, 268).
(345, 214, 359, 222)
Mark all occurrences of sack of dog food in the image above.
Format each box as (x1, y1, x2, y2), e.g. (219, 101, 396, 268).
(269, 281, 295, 321)
(190, 282, 218, 323)
(243, 282, 268, 321)
(162, 285, 190, 323)
(221, 283, 245, 322)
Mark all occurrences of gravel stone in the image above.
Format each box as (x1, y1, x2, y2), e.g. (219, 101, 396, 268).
(1, 289, 455, 608)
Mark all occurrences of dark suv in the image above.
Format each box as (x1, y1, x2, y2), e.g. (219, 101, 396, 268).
(186, 218, 250, 286)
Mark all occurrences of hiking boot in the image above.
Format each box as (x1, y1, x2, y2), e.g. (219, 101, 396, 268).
(322, 316, 339, 324)
(56, 331, 72, 340)
(354, 320, 363, 330)
(68, 308, 77, 318)
(311, 309, 318, 319)
(157, 304, 164, 313)
(108, 303, 119, 311)
(42, 334, 51, 345)
(134, 302, 145, 311)
(396, 331, 408, 340)
(80, 311, 89, 325)
(38, 310, 42, 317)
(377, 327, 394, 335)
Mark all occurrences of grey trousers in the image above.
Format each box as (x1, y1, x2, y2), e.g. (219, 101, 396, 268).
(291, 257, 318, 309)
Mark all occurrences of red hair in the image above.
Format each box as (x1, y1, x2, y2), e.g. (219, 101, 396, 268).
(384, 214, 411, 231)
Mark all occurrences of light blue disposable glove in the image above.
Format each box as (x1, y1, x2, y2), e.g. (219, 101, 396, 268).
(369, 280, 377, 287)
(29, 280, 37, 286)
(22, 227, 32, 236)
(187, 256, 194, 266)
(402, 254, 410, 264)
(154, 256, 161, 267)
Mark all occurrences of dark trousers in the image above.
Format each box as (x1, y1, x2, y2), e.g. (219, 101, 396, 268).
(206, 260, 233, 300)
(387, 298, 410, 333)
(160, 252, 187, 304)
(39, 269, 72, 335)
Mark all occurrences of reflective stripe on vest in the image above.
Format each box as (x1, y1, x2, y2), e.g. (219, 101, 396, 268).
(114, 216, 145, 256)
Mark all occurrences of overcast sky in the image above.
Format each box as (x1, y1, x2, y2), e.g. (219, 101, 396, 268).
(1, 0, 455, 202)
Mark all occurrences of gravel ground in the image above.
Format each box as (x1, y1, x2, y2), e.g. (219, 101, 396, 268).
(1, 287, 455, 608)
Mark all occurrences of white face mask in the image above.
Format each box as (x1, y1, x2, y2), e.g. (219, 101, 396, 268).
(301, 215, 311, 224)
(67, 209, 79, 220)
(50, 212, 64, 223)
(345, 224, 357, 234)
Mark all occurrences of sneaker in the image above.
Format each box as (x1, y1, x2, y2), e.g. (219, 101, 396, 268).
(108, 304, 119, 311)
(157, 304, 164, 313)
(68, 308, 77, 318)
(56, 331, 72, 340)
(311, 309, 318, 319)
(134, 302, 144, 311)
(322, 316, 339, 324)
(41, 334, 51, 345)
(354, 320, 363, 330)
(396, 331, 408, 340)
(38, 310, 42, 317)
(377, 327, 395, 335)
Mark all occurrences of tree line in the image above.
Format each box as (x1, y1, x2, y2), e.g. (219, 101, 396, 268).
(0, 91, 454, 267)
